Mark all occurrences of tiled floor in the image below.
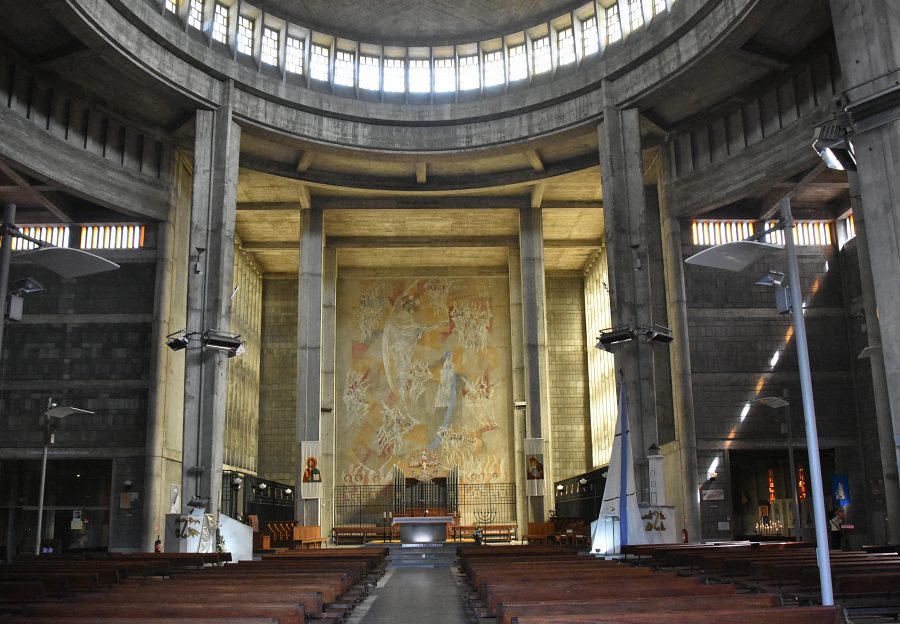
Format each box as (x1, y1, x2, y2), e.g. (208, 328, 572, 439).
(350, 566, 470, 624)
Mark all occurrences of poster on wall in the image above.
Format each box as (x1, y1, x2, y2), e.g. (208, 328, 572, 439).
(169, 484, 180, 513)
(301, 440, 322, 499)
(525, 438, 545, 497)
(335, 277, 513, 485)
(832, 475, 851, 508)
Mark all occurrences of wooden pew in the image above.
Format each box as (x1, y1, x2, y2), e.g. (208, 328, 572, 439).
(509, 606, 841, 624)
(497, 594, 782, 624)
(17, 601, 306, 624)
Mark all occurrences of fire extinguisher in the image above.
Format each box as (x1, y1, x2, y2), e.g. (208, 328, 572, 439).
(681, 528, 689, 544)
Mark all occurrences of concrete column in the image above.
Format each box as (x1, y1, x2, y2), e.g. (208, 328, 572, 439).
(142, 187, 176, 550)
(848, 171, 900, 543)
(518, 207, 553, 521)
(657, 144, 702, 542)
(829, 0, 900, 542)
(182, 81, 241, 516)
(508, 249, 528, 535)
(597, 98, 655, 499)
(295, 206, 324, 524)
(319, 245, 337, 538)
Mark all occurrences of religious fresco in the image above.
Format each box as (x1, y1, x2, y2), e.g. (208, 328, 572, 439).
(336, 277, 513, 485)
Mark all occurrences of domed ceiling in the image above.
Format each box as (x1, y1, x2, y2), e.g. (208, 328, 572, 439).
(266, 0, 588, 45)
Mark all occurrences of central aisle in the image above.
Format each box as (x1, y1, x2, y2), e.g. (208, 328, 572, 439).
(351, 566, 471, 624)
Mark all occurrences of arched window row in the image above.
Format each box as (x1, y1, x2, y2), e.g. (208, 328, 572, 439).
(158, 0, 675, 100)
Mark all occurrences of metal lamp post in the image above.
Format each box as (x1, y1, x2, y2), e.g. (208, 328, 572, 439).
(35, 399, 93, 555)
(685, 198, 834, 605)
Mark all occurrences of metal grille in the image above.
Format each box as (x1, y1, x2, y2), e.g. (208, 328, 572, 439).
(334, 485, 393, 526)
(458, 483, 516, 525)
(335, 476, 515, 527)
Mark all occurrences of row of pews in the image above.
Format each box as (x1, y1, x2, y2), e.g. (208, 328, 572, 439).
(458, 544, 842, 624)
(625, 541, 900, 619)
(0, 547, 387, 623)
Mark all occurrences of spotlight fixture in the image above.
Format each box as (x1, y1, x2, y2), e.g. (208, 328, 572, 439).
(755, 270, 785, 287)
(812, 124, 857, 171)
(641, 324, 673, 345)
(596, 325, 673, 351)
(202, 330, 246, 358)
(165, 330, 193, 351)
(596, 326, 638, 351)
(13, 277, 44, 295)
(186, 496, 208, 508)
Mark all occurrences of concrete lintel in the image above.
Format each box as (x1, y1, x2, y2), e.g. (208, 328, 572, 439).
(0, 105, 168, 222)
(668, 108, 832, 218)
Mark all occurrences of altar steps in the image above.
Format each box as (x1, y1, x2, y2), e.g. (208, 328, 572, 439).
(382, 543, 457, 568)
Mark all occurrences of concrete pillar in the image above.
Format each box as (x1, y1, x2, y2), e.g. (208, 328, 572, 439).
(597, 99, 655, 500)
(295, 206, 324, 524)
(182, 81, 241, 516)
(657, 144, 702, 542)
(829, 0, 900, 542)
(508, 249, 528, 535)
(319, 245, 337, 537)
(518, 207, 553, 521)
(142, 195, 176, 550)
(848, 171, 900, 543)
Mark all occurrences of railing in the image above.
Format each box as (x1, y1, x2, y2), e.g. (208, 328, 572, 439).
(334, 480, 516, 527)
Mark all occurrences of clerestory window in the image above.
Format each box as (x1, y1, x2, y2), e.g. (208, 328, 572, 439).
(285, 37, 304, 74)
(557, 27, 575, 66)
(483, 50, 504, 87)
(261, 27, 279, 66)
(532, 36, 551, 74)
(212, 3, 228, 44)
(582, 16, 599, 56)
(508, 45, 527, 82)
(409, 59, 431, 93)
(359, 55, 380, 90)
(237, 15, 254, 55)
(335, 50, 355, 86)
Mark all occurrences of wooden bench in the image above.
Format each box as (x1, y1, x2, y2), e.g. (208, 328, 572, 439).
(18, 602, 306, 624)
(509, 606, 841, 624)
(331, 525, 396, 544)
(498, 594, 783, 624)
(296, 525, 327, 548)
(523, 521, 555, 544)
(482, 524, 518, 543)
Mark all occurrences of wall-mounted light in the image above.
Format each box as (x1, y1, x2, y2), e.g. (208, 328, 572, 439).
(812, 124, 856, 171)
(285, 488, 292, 495)
(187, 496, 208, 508)
(165, 330, 194, 351)
(596, 324, 673, 352)
(165, 329, 246, 358)
(202, 330, 246, 358)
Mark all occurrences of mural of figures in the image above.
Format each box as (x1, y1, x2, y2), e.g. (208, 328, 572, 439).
(336, 277, 513, 484)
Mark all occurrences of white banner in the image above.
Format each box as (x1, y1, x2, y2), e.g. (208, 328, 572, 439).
(300, 440, 322, 499)
(525, 438, 545, 497)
